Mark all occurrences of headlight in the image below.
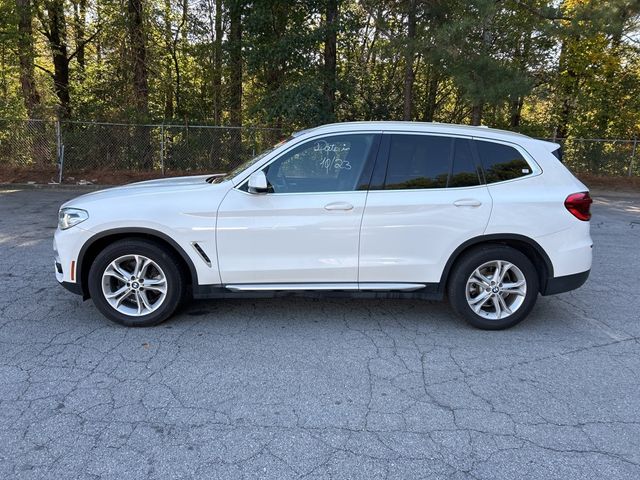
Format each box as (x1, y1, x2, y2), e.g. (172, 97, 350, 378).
(58, 208, 89, 230)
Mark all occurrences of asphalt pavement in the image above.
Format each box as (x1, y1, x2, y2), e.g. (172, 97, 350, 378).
(0, 186, 639, 479)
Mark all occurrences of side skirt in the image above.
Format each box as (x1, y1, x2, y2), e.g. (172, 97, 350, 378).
(192, 283, 444, 301)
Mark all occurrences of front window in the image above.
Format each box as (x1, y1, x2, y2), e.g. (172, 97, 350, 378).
(261, 134, 376, 193)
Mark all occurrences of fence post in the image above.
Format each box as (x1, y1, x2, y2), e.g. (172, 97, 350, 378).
(629, 134, 637, 177)
(160, 124, 165, 176)
(56, 119, 64, 183)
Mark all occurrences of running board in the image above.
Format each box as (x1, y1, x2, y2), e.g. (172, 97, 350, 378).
(225, 283, 426, 292)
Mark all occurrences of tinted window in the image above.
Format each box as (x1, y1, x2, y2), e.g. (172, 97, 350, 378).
(385, 135, 452, 189)
(476, 140, 532, 183)
(383, 135, 480, 189)
(551, 145, 563, 162)
(263, 134, 375, 193)
(450, 139, 480, 187)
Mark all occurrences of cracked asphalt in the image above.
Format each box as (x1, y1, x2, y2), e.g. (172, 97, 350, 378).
(0, 187, 639, 480)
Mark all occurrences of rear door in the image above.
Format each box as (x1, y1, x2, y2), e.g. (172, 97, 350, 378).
(358, 133, 493, 285)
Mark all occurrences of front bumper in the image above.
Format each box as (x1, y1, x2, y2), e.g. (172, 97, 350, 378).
(58, 280, 83, 296)
(54, 225, 92, 296)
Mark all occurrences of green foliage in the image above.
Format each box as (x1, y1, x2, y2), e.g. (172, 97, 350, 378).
(0, 0, 638, 138)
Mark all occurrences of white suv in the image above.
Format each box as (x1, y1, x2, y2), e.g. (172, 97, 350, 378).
(54, 122, 592, 329)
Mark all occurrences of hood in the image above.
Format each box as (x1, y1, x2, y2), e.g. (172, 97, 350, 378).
(62, 174, 227, 208)
(125, 174, 223, 187)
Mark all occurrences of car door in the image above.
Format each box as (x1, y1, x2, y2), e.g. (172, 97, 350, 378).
(216, 132, 380, 286)
(359, 133, 493, 285)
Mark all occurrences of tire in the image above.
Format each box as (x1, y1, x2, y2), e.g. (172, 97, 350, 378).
(447, 245, 540, 330)
(87, 239, 186, 327)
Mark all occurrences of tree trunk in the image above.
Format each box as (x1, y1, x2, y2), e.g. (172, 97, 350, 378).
(172, 0, 188, 116)
(228, 0, 243, 165)
(96, 1, 102, 66)
(128, 0, 149, 117)
(423, 68, 439, 122)
(127, 0, 151, 169)
(73, 0, 87, 74)
(163, 0, 174, 118)
(46, 0, 71, 119)
(471, 103, 483, 126)
(213, 0, 222, 125)
(402, 0, 416, 121)
(229, 0, 242, 128)
(556, 39, 577, 139)
(509, 96, 523, 128)
(323, 0, 337, 121)
(15, 0, 41, 116)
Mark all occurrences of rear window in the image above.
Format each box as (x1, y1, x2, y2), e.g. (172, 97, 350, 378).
(384, 135, 480, 190)
(475, 140, 532, 183)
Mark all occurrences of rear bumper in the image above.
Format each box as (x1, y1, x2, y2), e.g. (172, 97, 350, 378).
(541, 270, 590, 296)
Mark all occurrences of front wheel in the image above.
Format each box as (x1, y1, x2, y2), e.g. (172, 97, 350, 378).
(447, 245, 540, 330)
(88, 239, 186, 327)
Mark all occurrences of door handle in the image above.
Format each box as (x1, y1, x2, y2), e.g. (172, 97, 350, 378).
(453, 199, 482, 207)
(324, 202, 354, 211)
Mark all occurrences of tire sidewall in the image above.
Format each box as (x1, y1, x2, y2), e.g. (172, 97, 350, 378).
(448, 246, 540, 330)
(88, 240, 185, 327)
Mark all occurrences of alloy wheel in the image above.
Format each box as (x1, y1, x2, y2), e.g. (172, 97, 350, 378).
(101, 254, 168, 317)
(465, 260, 527, 320)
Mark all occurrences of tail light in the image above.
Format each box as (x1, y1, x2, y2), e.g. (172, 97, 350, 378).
(564, 192, 592, 221)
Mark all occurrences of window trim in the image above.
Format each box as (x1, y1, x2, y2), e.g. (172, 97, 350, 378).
(471, 136, 542, 186)
(236, 132, 382, 195)
(371, 131, 483, 192)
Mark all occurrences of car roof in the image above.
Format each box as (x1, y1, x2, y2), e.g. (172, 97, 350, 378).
(293, 121, 533, 144)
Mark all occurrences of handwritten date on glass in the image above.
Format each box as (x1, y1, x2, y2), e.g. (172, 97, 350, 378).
(314, 140, 352, 171)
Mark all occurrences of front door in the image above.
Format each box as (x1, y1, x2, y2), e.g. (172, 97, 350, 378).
(217, 133, 380, 285)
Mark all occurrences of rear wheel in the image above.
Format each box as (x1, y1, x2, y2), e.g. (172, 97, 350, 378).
(447, 245, 539, 330)
(88, 239, 185, 327)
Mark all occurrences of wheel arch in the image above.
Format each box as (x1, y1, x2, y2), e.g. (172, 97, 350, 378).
(76, 228, 198, 299)
(439, 234, 553, 294)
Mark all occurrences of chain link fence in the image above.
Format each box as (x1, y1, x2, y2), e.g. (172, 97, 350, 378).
(548, 137, 639, 177)
(0, 119, 285, 183)
(0, 119, 638, 183)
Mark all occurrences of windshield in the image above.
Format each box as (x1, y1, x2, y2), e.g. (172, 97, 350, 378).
(208, 136, 294, 184)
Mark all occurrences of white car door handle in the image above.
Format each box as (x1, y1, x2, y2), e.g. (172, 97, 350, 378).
(454, 199, 482, 207)
(324, 202, 354, 211)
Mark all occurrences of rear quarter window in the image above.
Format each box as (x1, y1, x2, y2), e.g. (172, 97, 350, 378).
(475, 140, 532, 183)
(551, 145, 563, 162)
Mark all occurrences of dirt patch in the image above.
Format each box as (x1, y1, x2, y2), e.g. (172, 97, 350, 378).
(0, 166, 210, 186)
(578, 174, 640, 193)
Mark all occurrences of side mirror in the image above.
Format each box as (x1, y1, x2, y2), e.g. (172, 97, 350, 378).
(248, 170, 268, 194)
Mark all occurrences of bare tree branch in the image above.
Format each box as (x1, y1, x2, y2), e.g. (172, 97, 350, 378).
(67, 27, 100, 61)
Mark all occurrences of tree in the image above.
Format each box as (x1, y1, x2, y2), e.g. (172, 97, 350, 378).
(0, 0, 638, 147)
(127, 0, 149, 118)
(15, 0, 41, 116)
(39, 0, 72, 118)
(323, 0, 338, 121)
(213, 0, 222, 124)
(228, 0, 242, 128)
(403, 0, 416, 120)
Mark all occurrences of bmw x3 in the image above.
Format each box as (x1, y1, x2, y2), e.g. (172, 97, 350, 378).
(54, 122, 592, 329)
